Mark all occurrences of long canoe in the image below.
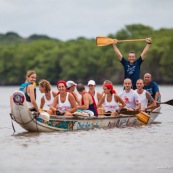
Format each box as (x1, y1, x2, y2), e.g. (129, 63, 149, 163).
(10, 91, 161, 132)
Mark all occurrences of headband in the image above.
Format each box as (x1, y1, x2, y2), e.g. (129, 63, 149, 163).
(56, 80, 66, 87)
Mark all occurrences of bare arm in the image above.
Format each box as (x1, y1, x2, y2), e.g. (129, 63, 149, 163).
(134, 93, 141, 111)
(97, 92, 102, 104)
(154, 92, 160, 102)
(49, 96, 58, 112)
(135, 103, 141, 111)
(97, 95, 105, 108)
(40, 96, 45, 109)
(67, 93, 77, 113)
(145, 92, 156, 110)
(112, 42, 123, 61)
(141, 38, 152, 60)
(115, 94, 126, 111)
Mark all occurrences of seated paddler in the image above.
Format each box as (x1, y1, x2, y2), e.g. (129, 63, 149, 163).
(75, 83, 98, 117)
(19, 70, 40, 113)
(48, 80, 77, 116)
(97, 83, 126, 116)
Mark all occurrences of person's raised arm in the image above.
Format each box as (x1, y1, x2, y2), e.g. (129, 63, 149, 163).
(141, 38, 152, 60)
(112, 41, 123, 61)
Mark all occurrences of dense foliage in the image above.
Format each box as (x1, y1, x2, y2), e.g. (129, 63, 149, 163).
(0, 24, 173, 86)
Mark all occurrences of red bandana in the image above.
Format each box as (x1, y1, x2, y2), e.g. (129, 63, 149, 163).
(105, 84, 116, 94)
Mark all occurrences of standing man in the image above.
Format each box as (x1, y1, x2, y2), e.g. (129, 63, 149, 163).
(112, 38, 152, 89)
(119, 78, 141, 111)
(143, 73, 161, 102)
(135, 79, 156, 111)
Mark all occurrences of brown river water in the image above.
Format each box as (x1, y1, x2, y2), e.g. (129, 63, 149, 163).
(0, 85, 173, 173)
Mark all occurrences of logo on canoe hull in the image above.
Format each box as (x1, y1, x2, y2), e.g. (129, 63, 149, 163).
(13, 92, 25, 105)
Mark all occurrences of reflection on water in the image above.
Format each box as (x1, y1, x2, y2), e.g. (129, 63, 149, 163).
(0, 86, 173, 173)
(12, 131, 41, 137)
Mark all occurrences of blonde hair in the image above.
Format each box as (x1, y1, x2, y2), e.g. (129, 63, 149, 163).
(26, 70, 36, 78)
(103, 80, 113, 85)
(39, 79, 51, 92)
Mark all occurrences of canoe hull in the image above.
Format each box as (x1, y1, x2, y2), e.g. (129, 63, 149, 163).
(11, 91, 160, 132)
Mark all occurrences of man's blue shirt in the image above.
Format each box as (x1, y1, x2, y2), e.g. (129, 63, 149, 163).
(143, 81, 159, 99)
(121, 56, 143, 89)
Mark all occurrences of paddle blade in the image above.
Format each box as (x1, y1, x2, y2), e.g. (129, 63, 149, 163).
(160, 99, 173, 106)
(136, 112, 150, 125)
(96, 36, 115, 46)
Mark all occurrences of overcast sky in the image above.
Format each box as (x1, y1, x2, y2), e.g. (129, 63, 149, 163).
(0, 0, 172, 40)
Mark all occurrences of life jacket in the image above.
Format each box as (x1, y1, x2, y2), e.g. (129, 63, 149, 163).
(19, 82, 33, 92)
(19, 82, 36, 102)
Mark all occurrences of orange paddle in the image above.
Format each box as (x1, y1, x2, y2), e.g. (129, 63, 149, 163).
(96, 36, 146, 46)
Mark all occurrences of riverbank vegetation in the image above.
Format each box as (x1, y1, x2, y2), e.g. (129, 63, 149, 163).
(0, 24, 173, 85)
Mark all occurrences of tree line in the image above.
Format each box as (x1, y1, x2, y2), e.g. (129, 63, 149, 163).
(0, 24, 173, 86)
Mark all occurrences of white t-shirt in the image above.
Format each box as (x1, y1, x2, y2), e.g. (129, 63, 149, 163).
(119, 89, 140, 109)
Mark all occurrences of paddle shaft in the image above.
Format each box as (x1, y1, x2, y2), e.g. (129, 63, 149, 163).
(98, 110, 140, 115)
(117, 39, 146, 43)
(159, 99, 173, 106)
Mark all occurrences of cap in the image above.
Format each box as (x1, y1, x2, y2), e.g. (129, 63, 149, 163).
(66, 80, 77, 88)
(88, 80, 96, 86)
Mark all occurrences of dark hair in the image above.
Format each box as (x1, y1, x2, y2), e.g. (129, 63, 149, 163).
(76, 83, 85, 92)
